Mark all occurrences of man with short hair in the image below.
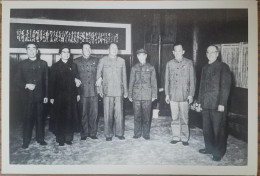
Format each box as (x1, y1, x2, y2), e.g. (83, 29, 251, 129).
(128, 49, 157, 140)
(165, 43, 196, 146)
(197, 45, 231, 161)
(96, 43, 128, 141)
(74, 42, 99, 140)
(15, 42, 48, 149)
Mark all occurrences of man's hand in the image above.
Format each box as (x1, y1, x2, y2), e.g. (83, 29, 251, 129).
(43, 97, 48, 104)
(159, 88, 164, 92)
(77, 95, 80, 102)
(95, 77, 102, 87)
(129, 98, 133, 102)
(218, 105, 225, 112)
(165, 95, 170, 104)
(75, 78, 81, 87)
(25, 84, 35, 91)
(152, 98, 156, 102)
(50, 99, 54, 104)
(195, 103, 202, 112)
(187, 96, 193, 105)
(99, 93, 103, 98)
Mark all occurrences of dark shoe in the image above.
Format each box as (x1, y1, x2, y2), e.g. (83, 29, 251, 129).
(81, 137, 87, 140)
(182, 141, 189, 146)
(116, 135, 125, 140)
(133, 135, 140, 139)
(199, 149, 211, 154)
(38, 141, 47, 146)
(170, 140, 180, 144)
(59, 142, 64, 146)
(106, 137, 112, 141)
(22, 144, 29, 149)
(65, 141, 72, 145)
(212, 156, 221, 161)
(90, 136, 98, 139)
(143, 136, 150, 140)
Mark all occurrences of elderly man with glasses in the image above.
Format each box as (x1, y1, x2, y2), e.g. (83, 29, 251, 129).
(196, 45, 231, 161)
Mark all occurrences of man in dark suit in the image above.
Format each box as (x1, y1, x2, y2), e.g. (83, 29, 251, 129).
(15, 42, 48, 149)
(128, 49, 157, 140)
(197, 45, 231, 161)
(74, 42, 99, 140)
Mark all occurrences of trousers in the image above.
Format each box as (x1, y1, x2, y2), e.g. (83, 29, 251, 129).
(133, 100, 152, 138)
(202, 109, 227, 158)
(23, 102, 45, 145)
(79, 96, 98, 137)
(103, 96, 124, 138)
(170, 101, 189, 142)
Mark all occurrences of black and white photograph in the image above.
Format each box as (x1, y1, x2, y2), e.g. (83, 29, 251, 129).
(1, 1, 258, 175)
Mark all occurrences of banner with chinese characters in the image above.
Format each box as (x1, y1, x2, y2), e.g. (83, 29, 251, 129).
(10, 18, 132, 54)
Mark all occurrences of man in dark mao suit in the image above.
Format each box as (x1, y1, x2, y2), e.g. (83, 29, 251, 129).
(74, 42, 99, 140)
(197, 45, 231, 161)
(96, 43, 128, 141)
(15, 42, 48, 149)
(128, 49, 157, 140)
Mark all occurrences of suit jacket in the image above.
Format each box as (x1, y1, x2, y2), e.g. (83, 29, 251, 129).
(165, 57, 196, 102)
(198, 60, 231, 109)
(15, 58, 48, 102)
(96, 56, 128, 97)
(74, 56, 99, 97)
(128, 62, 157, 101)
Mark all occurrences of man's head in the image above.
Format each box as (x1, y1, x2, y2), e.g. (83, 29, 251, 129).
(59, 46, 70, 61)
(81, 42, 92, 58)
(26, 42, 38, 59)
(136, 49, 147, 64)
(206, 45, 219, 64)
(108, 43, 118, 57)
(172, 43, 185, 61)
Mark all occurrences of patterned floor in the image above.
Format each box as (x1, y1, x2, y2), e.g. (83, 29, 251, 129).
(9, 115, 247, 165)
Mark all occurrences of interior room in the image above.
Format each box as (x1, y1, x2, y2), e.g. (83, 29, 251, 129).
(9, 8, 248, 165)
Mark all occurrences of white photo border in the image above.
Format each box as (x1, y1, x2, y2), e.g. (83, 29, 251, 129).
(1, 1, 258, 175)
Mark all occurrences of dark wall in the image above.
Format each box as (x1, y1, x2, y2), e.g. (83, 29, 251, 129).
(10, 9, 248, 117)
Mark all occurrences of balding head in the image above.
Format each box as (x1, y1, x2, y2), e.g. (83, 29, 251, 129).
(206, 45, 219, 64)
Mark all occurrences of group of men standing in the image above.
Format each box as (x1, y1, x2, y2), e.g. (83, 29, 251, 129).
(15, 41, 231, 162)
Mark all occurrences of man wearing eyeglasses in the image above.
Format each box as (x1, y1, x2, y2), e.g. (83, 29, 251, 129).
(196, 45, 231, 161)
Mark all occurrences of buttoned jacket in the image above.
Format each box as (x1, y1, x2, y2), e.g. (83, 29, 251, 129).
(128, 62, 157, 101)
(198, 60, 231, 109)
(165, 57, 196, 102)
(74, 56, 99, 97)
(96, 56, 128, 97)
(15, 58, 48, 102)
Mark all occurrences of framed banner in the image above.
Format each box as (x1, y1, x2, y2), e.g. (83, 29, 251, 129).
(10, 18, 132, 54)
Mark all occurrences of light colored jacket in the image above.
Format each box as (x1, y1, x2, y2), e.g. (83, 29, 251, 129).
(96, 56, 128, 97)
(165, 57, 196, 102)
